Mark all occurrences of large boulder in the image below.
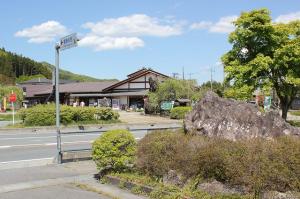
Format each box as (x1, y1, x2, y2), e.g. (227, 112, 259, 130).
(184, 92, 299, 140)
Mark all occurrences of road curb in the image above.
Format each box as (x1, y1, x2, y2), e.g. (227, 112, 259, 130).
(0, 122, 182, 134)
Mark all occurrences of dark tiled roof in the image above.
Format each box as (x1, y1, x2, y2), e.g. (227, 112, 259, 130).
(127, 68, 148, 78)
(36, 81, 119, 95)
(19, 84, 53, 98)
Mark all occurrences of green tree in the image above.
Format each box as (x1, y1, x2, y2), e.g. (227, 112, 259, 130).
(222, 8, 300, 120)
(145, 79, 200, 114)
(200, 81, 224, 98)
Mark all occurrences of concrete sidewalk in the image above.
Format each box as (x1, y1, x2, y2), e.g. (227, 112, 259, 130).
(0, 161, 147, 199)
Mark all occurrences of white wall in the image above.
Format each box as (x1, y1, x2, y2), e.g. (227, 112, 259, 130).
(129, 82, 145, 89)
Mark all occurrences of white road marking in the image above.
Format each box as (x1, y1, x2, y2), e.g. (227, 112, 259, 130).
(0, 157, 53, 164)
(0, 134, 99, 141)
(0, 146, 11, 149)
(0, 140, 93, 149)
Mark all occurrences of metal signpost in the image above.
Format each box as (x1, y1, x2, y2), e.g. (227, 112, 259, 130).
(55, 33, 78, 164)
(9, 92, 17, 125)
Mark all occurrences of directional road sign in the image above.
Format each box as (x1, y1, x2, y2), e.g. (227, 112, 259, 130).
(60, 33, 78, 51)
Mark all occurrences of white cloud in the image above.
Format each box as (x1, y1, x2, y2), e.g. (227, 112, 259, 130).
(275, 11, 300, 23)
(190, 21, 213, 30)
(190, 15, 237, 34)
(82, 14, 182, 37)
(15, 21, 68, 43)
(209, 16, 237, 33)
(79, 35, 144, 51)
(80, 14, 183, 51)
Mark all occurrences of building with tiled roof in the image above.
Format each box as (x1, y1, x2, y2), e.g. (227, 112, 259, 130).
(19, 68, 169, 109)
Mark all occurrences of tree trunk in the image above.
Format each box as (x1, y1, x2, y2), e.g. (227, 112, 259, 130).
(281, 102, 288, 121)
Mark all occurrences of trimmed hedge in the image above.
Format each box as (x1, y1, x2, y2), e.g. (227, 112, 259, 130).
(92, 129, 136, 172)
(136, 131, 300, 194)
(20, 104, 119, 126)
(170, 106, 192, 119)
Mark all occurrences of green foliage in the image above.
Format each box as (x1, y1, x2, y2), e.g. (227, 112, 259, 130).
(0, 85, 23, 105)
(224, 85, 254, 100)
(136, 131, 300, 194)
(290, 111, 300, 116)
(15, 74, 46, 83)
(222, 9, 300, 119)
(41, 62, 117, 82)
(95, 108, 119, 120)
(0, 48, 52, 85)
(23, 104, 55, 126)
(19, 104, 119, 126)
(92, 129, 136, 172)
(110, 171, 249, 199)
(136, 130, 188, 177)
(146, 79, 200, 114)
(169, 106, 192, 119)
(288, 120, 300, 127)
(200, 81, 224, 98)
(0, 48, 115, 85)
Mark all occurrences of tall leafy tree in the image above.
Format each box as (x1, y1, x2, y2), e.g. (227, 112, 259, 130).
(222, 8, 300, 120)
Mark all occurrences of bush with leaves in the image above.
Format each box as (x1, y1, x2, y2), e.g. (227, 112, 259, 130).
(20, 104, 119, 126)
(95, 107, 119, 120)
(23, 104, 55, 126)
(170, 106, 192, 119)
(92, 129, 136, 172)
(136, 131, 300, 194)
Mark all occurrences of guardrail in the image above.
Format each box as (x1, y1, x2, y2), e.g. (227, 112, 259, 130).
(58, 125, 182, 163)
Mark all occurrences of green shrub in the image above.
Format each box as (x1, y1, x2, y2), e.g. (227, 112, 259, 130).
(136, 131, 300, 193)
(95, 107, 119, 120)
(136, 130, 188, 177)
(74, 107, 96, 121)
(23, 104, 55, 126)
(92, 129, 136, 172)
(61, 106, 74, 125)
(170, 106, 192, 119)
(19, 104, 119, 126)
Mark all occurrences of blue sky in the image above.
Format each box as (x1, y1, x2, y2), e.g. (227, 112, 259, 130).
(1, 0, 300, 84)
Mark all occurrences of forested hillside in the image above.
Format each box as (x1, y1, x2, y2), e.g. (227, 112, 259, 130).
(0, 48, 51, 84)
(0, 48, 115, 85)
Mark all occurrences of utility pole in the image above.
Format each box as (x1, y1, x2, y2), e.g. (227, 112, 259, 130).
(55, 33, 78, 164)
(210, 66, 213, 91)
(182, 66, 185, 80)
(55, 44, 61, 164)
(172, 72, 179, 79)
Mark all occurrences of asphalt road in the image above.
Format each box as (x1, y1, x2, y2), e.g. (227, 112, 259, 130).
(0, 130, 147, 163)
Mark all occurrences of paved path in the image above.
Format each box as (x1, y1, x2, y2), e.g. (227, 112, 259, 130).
(0, 161, 147, 199)
(0, 184, 112, 199)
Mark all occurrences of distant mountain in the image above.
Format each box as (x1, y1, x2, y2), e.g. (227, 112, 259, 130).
(40, 62, 117, 82)
(0, 48, 117, 85)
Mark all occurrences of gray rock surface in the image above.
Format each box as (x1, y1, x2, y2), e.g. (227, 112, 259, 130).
(184, 92, 300, 140)
(262, 191, 300, 199)
(163, 170, 184, 187)
(197, 180, 244, 195)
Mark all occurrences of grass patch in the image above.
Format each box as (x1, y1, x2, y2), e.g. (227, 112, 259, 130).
(72, 183, 120, 199)
(109, 171, 250, 199)
(290, 111, 300, 116)
(287, 120, 300, 127)
(0, 113, 21, 121)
